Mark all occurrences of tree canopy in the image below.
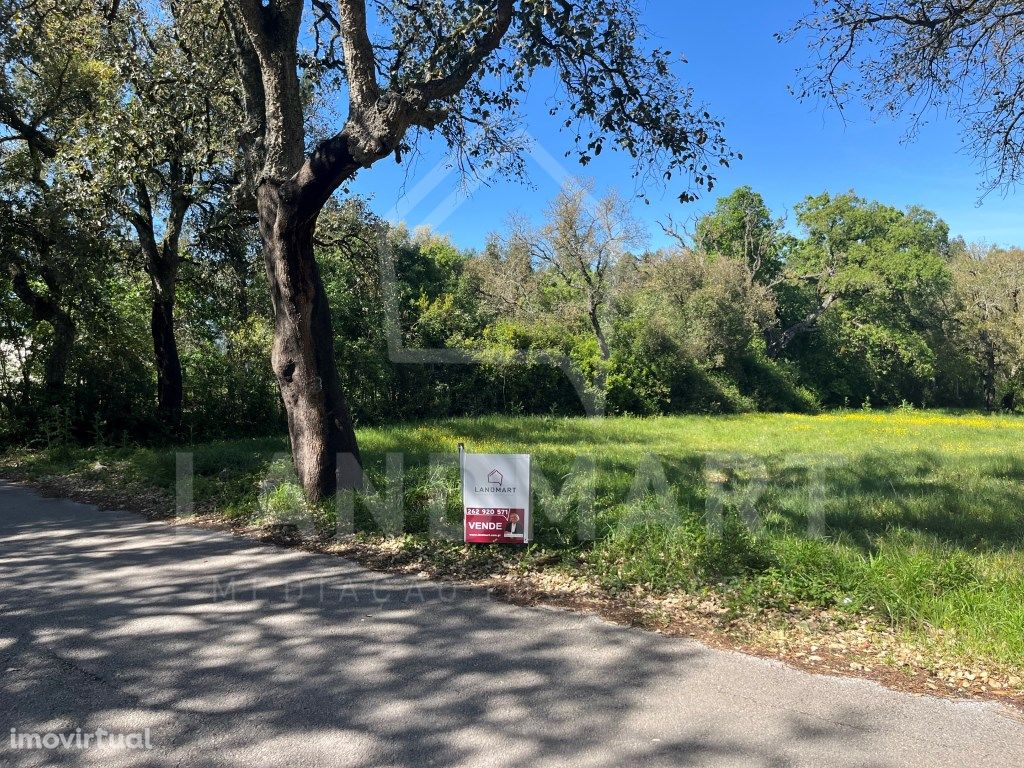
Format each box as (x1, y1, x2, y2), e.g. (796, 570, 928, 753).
(1, 1, 1022, 500)
(785, 0, 1024, 191)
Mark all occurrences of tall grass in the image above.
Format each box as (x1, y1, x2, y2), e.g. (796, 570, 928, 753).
(6, 411, 1023, 665)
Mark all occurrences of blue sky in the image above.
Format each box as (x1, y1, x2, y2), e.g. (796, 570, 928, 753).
(348, 2, 1021, 251)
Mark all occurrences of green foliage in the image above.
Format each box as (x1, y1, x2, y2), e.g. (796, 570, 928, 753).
(778, 192, 957, 406)
(6, 177, 1018, 444)
(0, 6, 1016, 452)
(695, 185, 789, 285)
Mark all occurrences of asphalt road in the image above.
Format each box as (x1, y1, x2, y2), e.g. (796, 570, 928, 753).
(1, 479, 1022, 767)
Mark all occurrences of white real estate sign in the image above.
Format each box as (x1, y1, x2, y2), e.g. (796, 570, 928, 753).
(461, 452, 531, 544)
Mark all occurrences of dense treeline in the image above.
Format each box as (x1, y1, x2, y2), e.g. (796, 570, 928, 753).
(2, 2, 1023, 449)
(3, 177, 1022, 446)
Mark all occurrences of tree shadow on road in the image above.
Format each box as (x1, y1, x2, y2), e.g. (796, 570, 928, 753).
(0, 484, 969, 767)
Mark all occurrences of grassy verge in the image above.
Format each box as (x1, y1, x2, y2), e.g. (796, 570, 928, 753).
(3, 411, 1023, 703)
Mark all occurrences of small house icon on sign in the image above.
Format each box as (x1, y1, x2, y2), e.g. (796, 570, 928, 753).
(487, 469, 503, 486)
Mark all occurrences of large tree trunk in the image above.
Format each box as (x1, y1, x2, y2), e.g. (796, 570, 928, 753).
(130, 177, 189, 434)
(45, 309, 75, 402)
(259, 185, 361, 502)
(138, 231, 184, 434)
(150, 275, 183, 431)
(226, 0, 515, 500)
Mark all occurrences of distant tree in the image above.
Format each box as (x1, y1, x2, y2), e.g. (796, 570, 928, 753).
(471, 235, 537, 328)
(0, 3, 112, 421)
(771, 192, 950, 358)
(1, 1, 243, 432)
(643, 247, 777, 370)
(951, 246, 1024, 410)
(223, 0, 734, 499)
(778, 192, 953, 405)
(2, 231, 76, 409)
(90, 2, 242, 431)
(785, 0, 1024, 191)
(693, 186, 789, 286)
(512, 180, 643, 364)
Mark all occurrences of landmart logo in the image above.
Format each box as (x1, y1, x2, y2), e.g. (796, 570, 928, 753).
(475, 468, 516, 494)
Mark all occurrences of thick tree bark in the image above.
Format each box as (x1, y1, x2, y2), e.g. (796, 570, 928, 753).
(150, 271, 183, 430)
(46, 310, 75, 402)
(227, 0, 514, 499)
(258, 184, 361, 501)
(129, 178, 188, 433)
(9, 263, 74, 402)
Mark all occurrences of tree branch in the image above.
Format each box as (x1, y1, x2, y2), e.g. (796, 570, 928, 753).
(0, 90, 57, 158)
(337, 0, 380, 110)
(413, 0, 514, 102)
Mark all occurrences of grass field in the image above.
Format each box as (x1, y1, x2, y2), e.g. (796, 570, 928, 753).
(5, 411, 1023, 673)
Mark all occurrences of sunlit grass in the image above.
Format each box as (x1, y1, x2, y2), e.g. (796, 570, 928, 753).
(5, 410, 1023, 666)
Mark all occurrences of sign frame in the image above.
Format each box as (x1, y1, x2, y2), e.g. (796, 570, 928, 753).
(460, 445, 532, 545)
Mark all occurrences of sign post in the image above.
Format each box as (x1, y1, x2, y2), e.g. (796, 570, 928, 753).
(460, 445, 532, 544)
